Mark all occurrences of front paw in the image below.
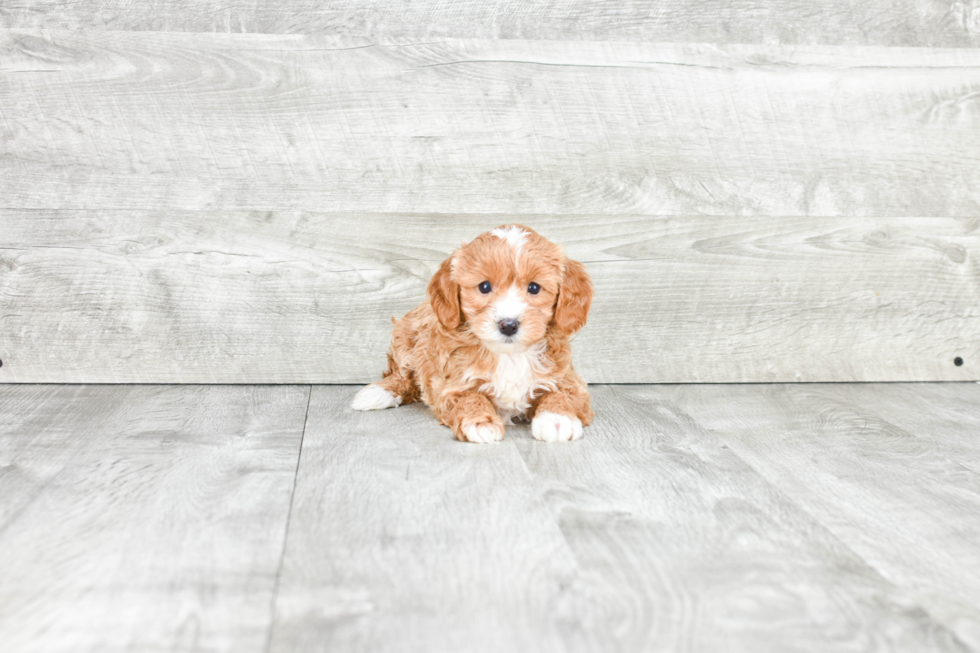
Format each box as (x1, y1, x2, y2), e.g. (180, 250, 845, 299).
(459, 420, 505, 444)
(532, 411, 583, 442)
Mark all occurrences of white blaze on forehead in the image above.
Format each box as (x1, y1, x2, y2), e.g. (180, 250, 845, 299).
(494, 284, 527, 321)
(491, 225, 528, 263)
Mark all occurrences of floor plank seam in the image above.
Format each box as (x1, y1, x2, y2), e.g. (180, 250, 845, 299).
(263, 384, 313, 653)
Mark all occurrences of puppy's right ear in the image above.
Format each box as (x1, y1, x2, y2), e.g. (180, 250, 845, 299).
(428, 256, 463, 330)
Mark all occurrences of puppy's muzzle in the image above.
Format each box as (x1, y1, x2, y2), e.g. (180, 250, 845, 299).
(498, 318, 520, 337)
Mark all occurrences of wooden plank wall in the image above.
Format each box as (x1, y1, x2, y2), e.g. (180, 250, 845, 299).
(0, 4, 978, 383)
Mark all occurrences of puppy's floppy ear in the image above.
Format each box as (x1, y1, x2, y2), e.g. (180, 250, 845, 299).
(428, 255, 463, 330)
(554, 258, 593, 334)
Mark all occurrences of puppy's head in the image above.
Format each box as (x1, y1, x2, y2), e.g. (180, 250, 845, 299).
(427, 225, 593, 352)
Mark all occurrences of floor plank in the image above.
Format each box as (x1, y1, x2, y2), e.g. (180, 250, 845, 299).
(666, 383, 980, 650)
(2, 0, 978, 47)
(269, 385, 583, 652)
(0, 384, 310, 653)
(271, 385, 973, 652)
(4, 383, 976, 652)
(2, 212, 976, 384)
(3, 32, 979, 217)
(834, 383, 980, 474)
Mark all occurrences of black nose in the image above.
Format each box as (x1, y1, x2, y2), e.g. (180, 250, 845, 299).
(498, 319, 520, 337)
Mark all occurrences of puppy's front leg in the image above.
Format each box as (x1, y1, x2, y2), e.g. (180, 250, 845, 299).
(531, 389, 593, 442)
(439, 392, 504, 444)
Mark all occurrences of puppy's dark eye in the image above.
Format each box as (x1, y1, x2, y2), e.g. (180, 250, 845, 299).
(479, 281, 492, 294)
(528, 282, 541, 295)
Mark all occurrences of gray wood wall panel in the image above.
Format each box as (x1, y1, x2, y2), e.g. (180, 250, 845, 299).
(269, 384, 972, 652)
(3, 29, 979, 383)
(2, 1, 979, 47)
(1, 212, 976, 383)
(0, 384, 310, 653)
(2, 31, 980, 217)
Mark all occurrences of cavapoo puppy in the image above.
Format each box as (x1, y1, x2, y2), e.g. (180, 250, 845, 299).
(352, 224, 594, 443)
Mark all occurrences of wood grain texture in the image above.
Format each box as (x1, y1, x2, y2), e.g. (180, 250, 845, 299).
(0, 384, 310, 653)
(664, 382, 980, 649)
(269, 384, 973, 652)
(1, 211, 976, 383)
(1, 0, 979, 47)
(269, 385, 583, 652)
(831, 382, 980, 473)
(3, 31, 980, 216)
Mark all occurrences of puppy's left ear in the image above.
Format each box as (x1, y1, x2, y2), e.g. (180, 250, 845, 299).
(554, 258, 593, 334)
(428, 255, 463, 330)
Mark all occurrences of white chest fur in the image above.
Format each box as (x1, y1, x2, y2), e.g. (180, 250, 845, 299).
(480, 344, 555, 424)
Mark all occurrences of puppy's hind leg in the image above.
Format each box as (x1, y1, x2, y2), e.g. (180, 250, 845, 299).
(351, 355, 420, 411)
(351, 383, 401, 411)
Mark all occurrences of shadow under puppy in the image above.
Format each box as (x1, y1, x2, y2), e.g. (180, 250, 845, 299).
(352, 224, 594, 443)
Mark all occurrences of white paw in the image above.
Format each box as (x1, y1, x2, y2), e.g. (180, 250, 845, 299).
(351, 384, 402, 411)
(532, 411, 583, 442)
(461, 421, 505, 444)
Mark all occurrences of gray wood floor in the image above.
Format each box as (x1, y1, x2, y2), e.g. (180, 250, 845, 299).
(2, 383, 979, 652)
